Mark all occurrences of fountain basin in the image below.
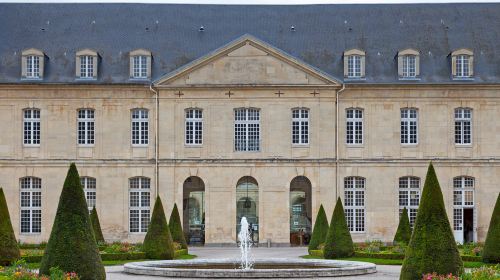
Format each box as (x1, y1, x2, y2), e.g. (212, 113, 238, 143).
(124, 258, 376, 278)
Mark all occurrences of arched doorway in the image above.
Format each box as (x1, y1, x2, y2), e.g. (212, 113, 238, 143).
(290, 176, 312, 246)
(236, 176, 259, 244)
(183, 176, 205, 245)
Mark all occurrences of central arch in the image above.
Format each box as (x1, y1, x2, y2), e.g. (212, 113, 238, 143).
(290, 176, 312, 246)
(183, 176, 205, 245)
(236, 176, 259, 244)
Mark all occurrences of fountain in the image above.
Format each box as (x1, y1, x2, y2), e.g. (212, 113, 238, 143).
(124, 216, 376, 278)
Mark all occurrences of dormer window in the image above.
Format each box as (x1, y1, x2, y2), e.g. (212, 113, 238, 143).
(21, 49, 45, 80)
(344, 49, 365, 79)
(129, 49, 152, 79)
(76, 49, 98, 79)
(451, 49, 473, 79)
(398, 49, 420, 79)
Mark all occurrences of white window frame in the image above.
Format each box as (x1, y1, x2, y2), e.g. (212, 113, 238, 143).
(81, 177, 96, 212)
(26, 55, 40, 79)
(131, 109, 149, 146)
(400, 108, 418, 145)
(80, 55, 94, 78)
(77, 109, 95, 146)
(398, 176, 420, 227)
(234, 108, 260, 152)
(455, 108, 472, 145)
(129, 177, 151, 233)
(453, 176, 474, 231)
(347, 55, 362, 78)
(185, 108, 203, 146)
(23, 108, 41, 146)
(455, 55, 470, 78)
(292, 108, 309, 145)
(402, 55, 417, 78)
(20, 177, 42, 234)
(346, 108, 363, 145)
(344, 177, 365, 233)
(133, 56, 148, 79)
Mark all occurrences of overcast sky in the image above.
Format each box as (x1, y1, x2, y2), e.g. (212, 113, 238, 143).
(1, 0, 499, 4)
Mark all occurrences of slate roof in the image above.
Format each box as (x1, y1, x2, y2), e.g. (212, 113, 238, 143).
(0, 3, 499, 85)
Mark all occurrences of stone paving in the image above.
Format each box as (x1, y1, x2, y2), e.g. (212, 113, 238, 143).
(106, 247, 401, 279)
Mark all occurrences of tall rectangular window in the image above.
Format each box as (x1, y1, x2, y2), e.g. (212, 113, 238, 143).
(234, 108, 260, 152)
(347, 55, 361, 78)
(292, 108, 309, 145)
(26, 56, 40, 78)
(23, 109, 40, 145)
(344, 177, 365, 232)
(399, 177, 420, 227)
(185, 109, 203, 145)
(401, 108, 418, 144)
(346, 109, 363, 145)
(455, 108, 472, 145)
(80, 55, 94, 78)
(133, 56, 148, 79)
(455, 55, 470, 77)
(20, 177, 42, 234)
(78, 109, 95, 145)
(402, 55, 416, 78)
(129, 177, 150, 233)
(131, 109, 149, 146)
(81, 177, 96, 212)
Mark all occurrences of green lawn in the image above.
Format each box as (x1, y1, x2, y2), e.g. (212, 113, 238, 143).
(300, 255, 494, 268)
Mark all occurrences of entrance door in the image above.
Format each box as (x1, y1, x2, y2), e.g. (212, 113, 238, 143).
(463, 208, 474, 243)
(453, 208, 464, 244)
(183, 176, 205, 245)
(453, 176, 475, 244)
(289, 176, 312, 246)
(236, 176, 259, 244)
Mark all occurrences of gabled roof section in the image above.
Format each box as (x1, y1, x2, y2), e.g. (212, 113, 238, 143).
(154, 34, 341, 87)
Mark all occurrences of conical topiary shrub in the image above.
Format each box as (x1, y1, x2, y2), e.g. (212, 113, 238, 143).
(400, 163, 463, 279)
(143, 196, 175, 259)
(308, 204, 329, 252)
(169, 203, 188, 250)
(40, 163, 105, 280)
(393, 207, 412, 244)
(482, 193, 500, 263)
(90, 206, 105, 244)
(324, 197, 354, 259)
(0, 187, 20, 265)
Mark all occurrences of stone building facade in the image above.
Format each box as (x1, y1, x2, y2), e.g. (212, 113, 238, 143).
(0, 3, 498, 246)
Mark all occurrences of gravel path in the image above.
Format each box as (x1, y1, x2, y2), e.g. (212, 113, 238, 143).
(106, 247, 401, 279)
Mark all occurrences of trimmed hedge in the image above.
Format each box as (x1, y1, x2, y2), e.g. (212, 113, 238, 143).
(308, 250, 482, 262)
(39, 163, 105, 280)
(169, 203, 188, 250)
(393, 207, 411, 244)
(22, 250, 188, 263)
(323, 197, 354, 259)
(0, 187, 20, 265)
(90, 206, 105, 244)
(143, 196, 175, 259)
(308, 204, 329, 253)
(483, 193, 500, 263)
(400, 163, 463, 279)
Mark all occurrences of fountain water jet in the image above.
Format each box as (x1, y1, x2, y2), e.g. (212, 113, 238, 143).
(238, 217, 253, 270)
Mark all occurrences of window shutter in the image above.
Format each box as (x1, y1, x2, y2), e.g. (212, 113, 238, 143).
(21, 56, 27, 78)
(92, 55, 98, 78)
(360, 55, 366, 78)
(397, 55, 403, 77)
(415, 55, 420, 76)
(38, 56, 44, 79)
(451, 56, 457, 77)
(75, 55, 81, 78)
(343, 55, 348, 78)
(468, 56, 474, 76)
(146, 56, 152, 79)
(129, 56, 134, 78)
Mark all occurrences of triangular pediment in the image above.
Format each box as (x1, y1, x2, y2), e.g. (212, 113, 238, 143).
(154, 34, 341, 87)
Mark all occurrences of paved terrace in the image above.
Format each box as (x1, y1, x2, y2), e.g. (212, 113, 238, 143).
(106, 247, 401, 279)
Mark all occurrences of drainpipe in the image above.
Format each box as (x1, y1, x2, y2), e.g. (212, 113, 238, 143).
(149, 84, 159, 197)
(335, 84, 346, 200)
